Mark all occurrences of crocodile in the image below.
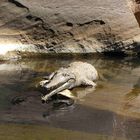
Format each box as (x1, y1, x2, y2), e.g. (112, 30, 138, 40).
(39, 61, 98, 102)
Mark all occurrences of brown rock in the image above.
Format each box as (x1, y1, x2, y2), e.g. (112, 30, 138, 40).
(0, 0, 140, 58)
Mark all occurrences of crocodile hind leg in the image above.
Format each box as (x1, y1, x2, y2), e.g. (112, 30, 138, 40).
(83, 79, 96, 87)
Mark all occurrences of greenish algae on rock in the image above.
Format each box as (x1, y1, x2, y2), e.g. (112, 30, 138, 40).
(0, 123, 127, 140)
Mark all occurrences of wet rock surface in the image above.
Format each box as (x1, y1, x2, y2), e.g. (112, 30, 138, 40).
(0, 0, 140, 59)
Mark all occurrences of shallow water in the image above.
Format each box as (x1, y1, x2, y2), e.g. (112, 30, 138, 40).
(0, 56, 140, 140)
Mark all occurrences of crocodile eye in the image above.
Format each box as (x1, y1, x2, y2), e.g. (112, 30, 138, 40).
(63, 73, 69, 77)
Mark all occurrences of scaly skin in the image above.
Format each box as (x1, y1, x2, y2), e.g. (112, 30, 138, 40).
(39, 61, 98, 102)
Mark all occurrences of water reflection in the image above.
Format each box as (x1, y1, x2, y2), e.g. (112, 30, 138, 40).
(0, 56, 140, 140)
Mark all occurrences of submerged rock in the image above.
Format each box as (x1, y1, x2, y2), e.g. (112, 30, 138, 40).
(0, 0, 140, 59)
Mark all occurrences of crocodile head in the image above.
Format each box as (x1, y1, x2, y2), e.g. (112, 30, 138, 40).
(39, 68, 76, 102)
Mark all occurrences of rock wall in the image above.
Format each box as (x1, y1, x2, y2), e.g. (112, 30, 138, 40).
(128, 0, 140, 26)
(0, 0, 140, 59)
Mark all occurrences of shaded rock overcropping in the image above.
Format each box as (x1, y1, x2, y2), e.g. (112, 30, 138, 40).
(0, 0, 140, 59)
